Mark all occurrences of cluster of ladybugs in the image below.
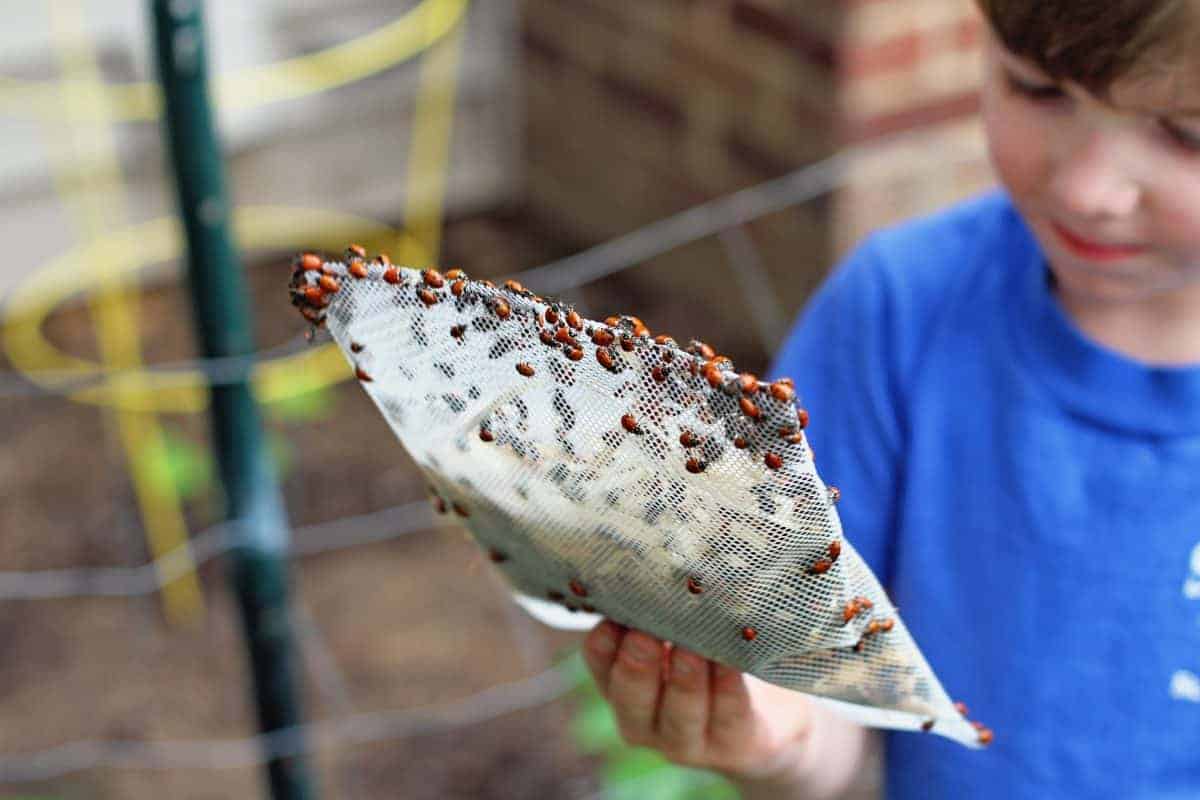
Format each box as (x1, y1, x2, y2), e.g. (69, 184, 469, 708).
(291, 247, 992, 745)
(292, 246, 814, 474)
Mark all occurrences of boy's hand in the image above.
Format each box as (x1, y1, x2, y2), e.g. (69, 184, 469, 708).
(581, 619, 819, 783)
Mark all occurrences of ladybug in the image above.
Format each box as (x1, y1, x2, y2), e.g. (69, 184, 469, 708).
(299, 253, 322, 271)
(764, 452, 783, 470)
(769, 382, 795, 403)
(807, 559, 832, 575)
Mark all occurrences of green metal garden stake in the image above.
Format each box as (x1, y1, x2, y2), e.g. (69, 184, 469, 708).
(149, 2, 316, 797)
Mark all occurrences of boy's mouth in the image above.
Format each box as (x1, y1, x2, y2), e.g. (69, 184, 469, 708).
(1051, 222, 1148, 262)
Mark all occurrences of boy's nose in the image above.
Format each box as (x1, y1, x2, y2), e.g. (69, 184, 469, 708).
(1048, 132, 1141, 220)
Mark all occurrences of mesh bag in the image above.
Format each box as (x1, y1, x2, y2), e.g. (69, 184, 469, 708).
(289, 248, 992, 748)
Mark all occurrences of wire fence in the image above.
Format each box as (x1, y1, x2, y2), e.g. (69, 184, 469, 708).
(0, 135, 988, 789)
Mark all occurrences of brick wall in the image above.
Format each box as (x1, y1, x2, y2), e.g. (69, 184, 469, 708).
(520, 0, 994, 367)
(834, 0, 994, 250)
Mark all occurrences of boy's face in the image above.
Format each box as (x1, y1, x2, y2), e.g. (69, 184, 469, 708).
(980, 32, 1200, 307)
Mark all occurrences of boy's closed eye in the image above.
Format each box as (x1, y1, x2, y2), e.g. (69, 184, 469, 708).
(1002, 67, 1200, 154)
(1160, 119, 1200, 153)
(1003, 71, 1065, 102)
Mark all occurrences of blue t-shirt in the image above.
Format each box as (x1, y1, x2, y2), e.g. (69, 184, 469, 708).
(771, 191, 1200, 799)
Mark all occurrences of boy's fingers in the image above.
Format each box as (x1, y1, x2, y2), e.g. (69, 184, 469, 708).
(655, 647, 711, 763)
(606, 629, 666, 744)
(706, 662, 758, 753)
(583, 620, 625, 695)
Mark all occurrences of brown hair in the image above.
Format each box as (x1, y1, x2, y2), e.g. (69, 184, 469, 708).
(975, 0, 1195, 94)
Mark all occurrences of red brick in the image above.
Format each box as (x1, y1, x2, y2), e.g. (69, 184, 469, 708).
(599, 71, 688, 130)
(840, 31, 922, 78)
(955, 16, 983, 49)
(730, 1, 837, 70)
(840, 89, 980, 142)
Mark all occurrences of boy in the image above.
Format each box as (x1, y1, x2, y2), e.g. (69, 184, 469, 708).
(582, 1, 1200, 797)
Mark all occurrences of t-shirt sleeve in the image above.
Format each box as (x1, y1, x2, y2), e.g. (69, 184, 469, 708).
(768, 237, 905, 584)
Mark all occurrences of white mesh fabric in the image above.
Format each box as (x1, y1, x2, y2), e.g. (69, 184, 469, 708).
(289, 251, 992, 748)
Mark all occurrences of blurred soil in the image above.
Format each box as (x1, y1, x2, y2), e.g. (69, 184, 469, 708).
(0, 208, 614, 800)
(0, 204, 811, 799)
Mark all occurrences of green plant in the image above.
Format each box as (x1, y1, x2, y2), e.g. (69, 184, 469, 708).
(143, 426, 214, 500)
(263, 384, 337, 424)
